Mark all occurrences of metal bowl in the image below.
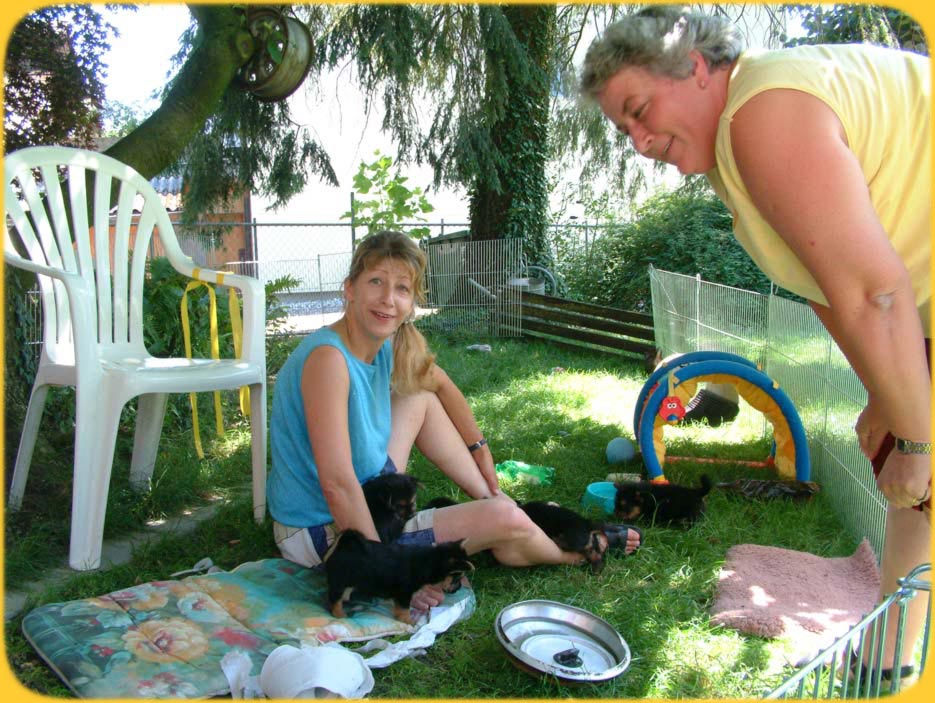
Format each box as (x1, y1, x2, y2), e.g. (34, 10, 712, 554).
(495, 600, 631, 683)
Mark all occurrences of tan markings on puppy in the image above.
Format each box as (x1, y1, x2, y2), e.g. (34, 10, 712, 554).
(331, 586, 354, 618)
(393, 603, 415, 624)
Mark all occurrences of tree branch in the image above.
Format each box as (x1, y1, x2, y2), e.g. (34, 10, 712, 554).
(103, 4, 255, 179)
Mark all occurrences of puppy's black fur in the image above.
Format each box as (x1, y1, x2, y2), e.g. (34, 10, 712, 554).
(614, 474, 712, 527)
(324, 529, 472, 623)
(423, 496, 458, 509)
(519, 501, 609, 573)
(362, 473, 422, 543)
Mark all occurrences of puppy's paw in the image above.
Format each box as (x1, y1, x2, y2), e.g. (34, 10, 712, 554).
(329, 586, 354, 618)
(588, 556, 605, 575)
(393, 603, 416, 625)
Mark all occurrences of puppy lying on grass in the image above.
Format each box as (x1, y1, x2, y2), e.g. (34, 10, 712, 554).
(324, 529, 473, 624)
(614, 474, 712, 527)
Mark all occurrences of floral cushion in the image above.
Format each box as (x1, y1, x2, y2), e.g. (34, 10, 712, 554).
(22, 558, 470, 698)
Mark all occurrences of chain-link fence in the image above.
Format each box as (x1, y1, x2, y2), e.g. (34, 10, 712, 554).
(19, 217, 607, 347)
(649, 266, 884, 557)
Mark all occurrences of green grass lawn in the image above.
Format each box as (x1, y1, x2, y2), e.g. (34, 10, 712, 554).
(4, 334, 861, 698)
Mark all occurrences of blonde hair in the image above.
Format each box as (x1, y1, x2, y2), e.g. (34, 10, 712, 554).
(580, 5, 743, 99)
(346, 230, 437, 395)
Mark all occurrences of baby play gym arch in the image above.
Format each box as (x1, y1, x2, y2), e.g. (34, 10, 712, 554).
(633, 351, 810, 483)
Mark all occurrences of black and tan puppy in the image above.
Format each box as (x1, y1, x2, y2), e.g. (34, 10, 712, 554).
(614, 474, 712, 527)
(519, 501, 609, 573)
(324, 529, 473, 624)
(362, 473, 422, 543)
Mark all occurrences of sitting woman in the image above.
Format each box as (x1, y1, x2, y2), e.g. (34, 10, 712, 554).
(267, 230, 642, 613)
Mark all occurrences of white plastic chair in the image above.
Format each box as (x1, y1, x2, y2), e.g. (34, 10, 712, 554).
(4, 146, 268, 571)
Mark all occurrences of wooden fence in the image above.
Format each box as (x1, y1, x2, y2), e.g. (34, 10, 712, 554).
(499, 291, 655, 361)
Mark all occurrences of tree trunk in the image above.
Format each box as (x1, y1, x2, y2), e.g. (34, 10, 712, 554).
(469, 4, 555, 269)
(103, 5, 256, 180)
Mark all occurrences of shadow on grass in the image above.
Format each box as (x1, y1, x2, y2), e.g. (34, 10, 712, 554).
(4, 336, 855, 698)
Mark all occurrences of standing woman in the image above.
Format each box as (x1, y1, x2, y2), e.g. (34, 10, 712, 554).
(267, 230, 641, 613)
(581, 5, 930, 682)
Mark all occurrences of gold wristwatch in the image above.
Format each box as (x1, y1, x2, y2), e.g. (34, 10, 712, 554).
(894, 438, 933, 455)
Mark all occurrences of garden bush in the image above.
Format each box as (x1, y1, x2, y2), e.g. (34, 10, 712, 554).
(558, 188, 778, 312)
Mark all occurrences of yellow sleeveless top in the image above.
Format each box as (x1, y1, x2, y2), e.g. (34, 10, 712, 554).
(707, 44, 931, 335)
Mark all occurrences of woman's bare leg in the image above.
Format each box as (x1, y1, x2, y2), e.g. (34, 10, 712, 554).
(390, 390, 641, 558)
(389, 390, 494, 498)
(875, 505, 931, 670)
(432, 499, 583, 566)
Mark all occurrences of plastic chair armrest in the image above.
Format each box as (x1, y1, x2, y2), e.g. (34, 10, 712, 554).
(174, 264, 266, 364)
(4, 254, 86, 288)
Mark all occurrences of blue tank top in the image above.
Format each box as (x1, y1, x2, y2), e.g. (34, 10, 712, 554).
(268, 327, 393, 527)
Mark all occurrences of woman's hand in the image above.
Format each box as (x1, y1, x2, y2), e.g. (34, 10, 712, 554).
(876, 451, 932, 510)
(409, 583, 446, 614)
(855, 397, 888, 461)
(472, 444, 501, 497)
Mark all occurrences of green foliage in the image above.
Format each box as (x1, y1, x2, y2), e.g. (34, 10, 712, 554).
(782, 4, 927, 54)
(175, 84, 338, 222)
(143, 255, 297, 360)
(143, 257, 234, 359)
(100, 100, 147, 138)
(4, 267, 39, 401)
(3, 4, 117, 151)
(3, 268, 81, 439)
(245, 11, 288, 64)
(341, 150, 435, 239)
(468, 5, 555, 267)
(559, 188, 775, 312)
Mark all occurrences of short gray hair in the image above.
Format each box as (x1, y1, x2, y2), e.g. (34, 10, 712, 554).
(580, 6, 744, 99)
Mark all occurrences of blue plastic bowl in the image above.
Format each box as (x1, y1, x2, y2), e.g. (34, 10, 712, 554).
(581, 481, 617, 516)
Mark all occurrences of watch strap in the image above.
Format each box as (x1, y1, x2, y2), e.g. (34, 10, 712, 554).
(895, 437, 933, 455)
(467, 438, 488, 453)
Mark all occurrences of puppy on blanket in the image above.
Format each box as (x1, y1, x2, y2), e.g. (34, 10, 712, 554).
(324, 529, 473, 624)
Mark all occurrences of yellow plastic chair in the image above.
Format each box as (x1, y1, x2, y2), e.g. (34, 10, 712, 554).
(4, 146, 268, 571)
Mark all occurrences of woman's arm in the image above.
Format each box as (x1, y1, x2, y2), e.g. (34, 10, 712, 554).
(808, 301, 887, 461)
(731, 89, 930, 506)
(302, 346, 380, 539)
(430, 364, 500, 495)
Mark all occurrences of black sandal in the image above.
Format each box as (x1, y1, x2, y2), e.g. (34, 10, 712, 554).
(603, 524, 643, 554)
(848, 649, 916, 686)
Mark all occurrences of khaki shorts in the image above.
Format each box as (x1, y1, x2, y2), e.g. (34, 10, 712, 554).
(273, 508, 438, 568)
